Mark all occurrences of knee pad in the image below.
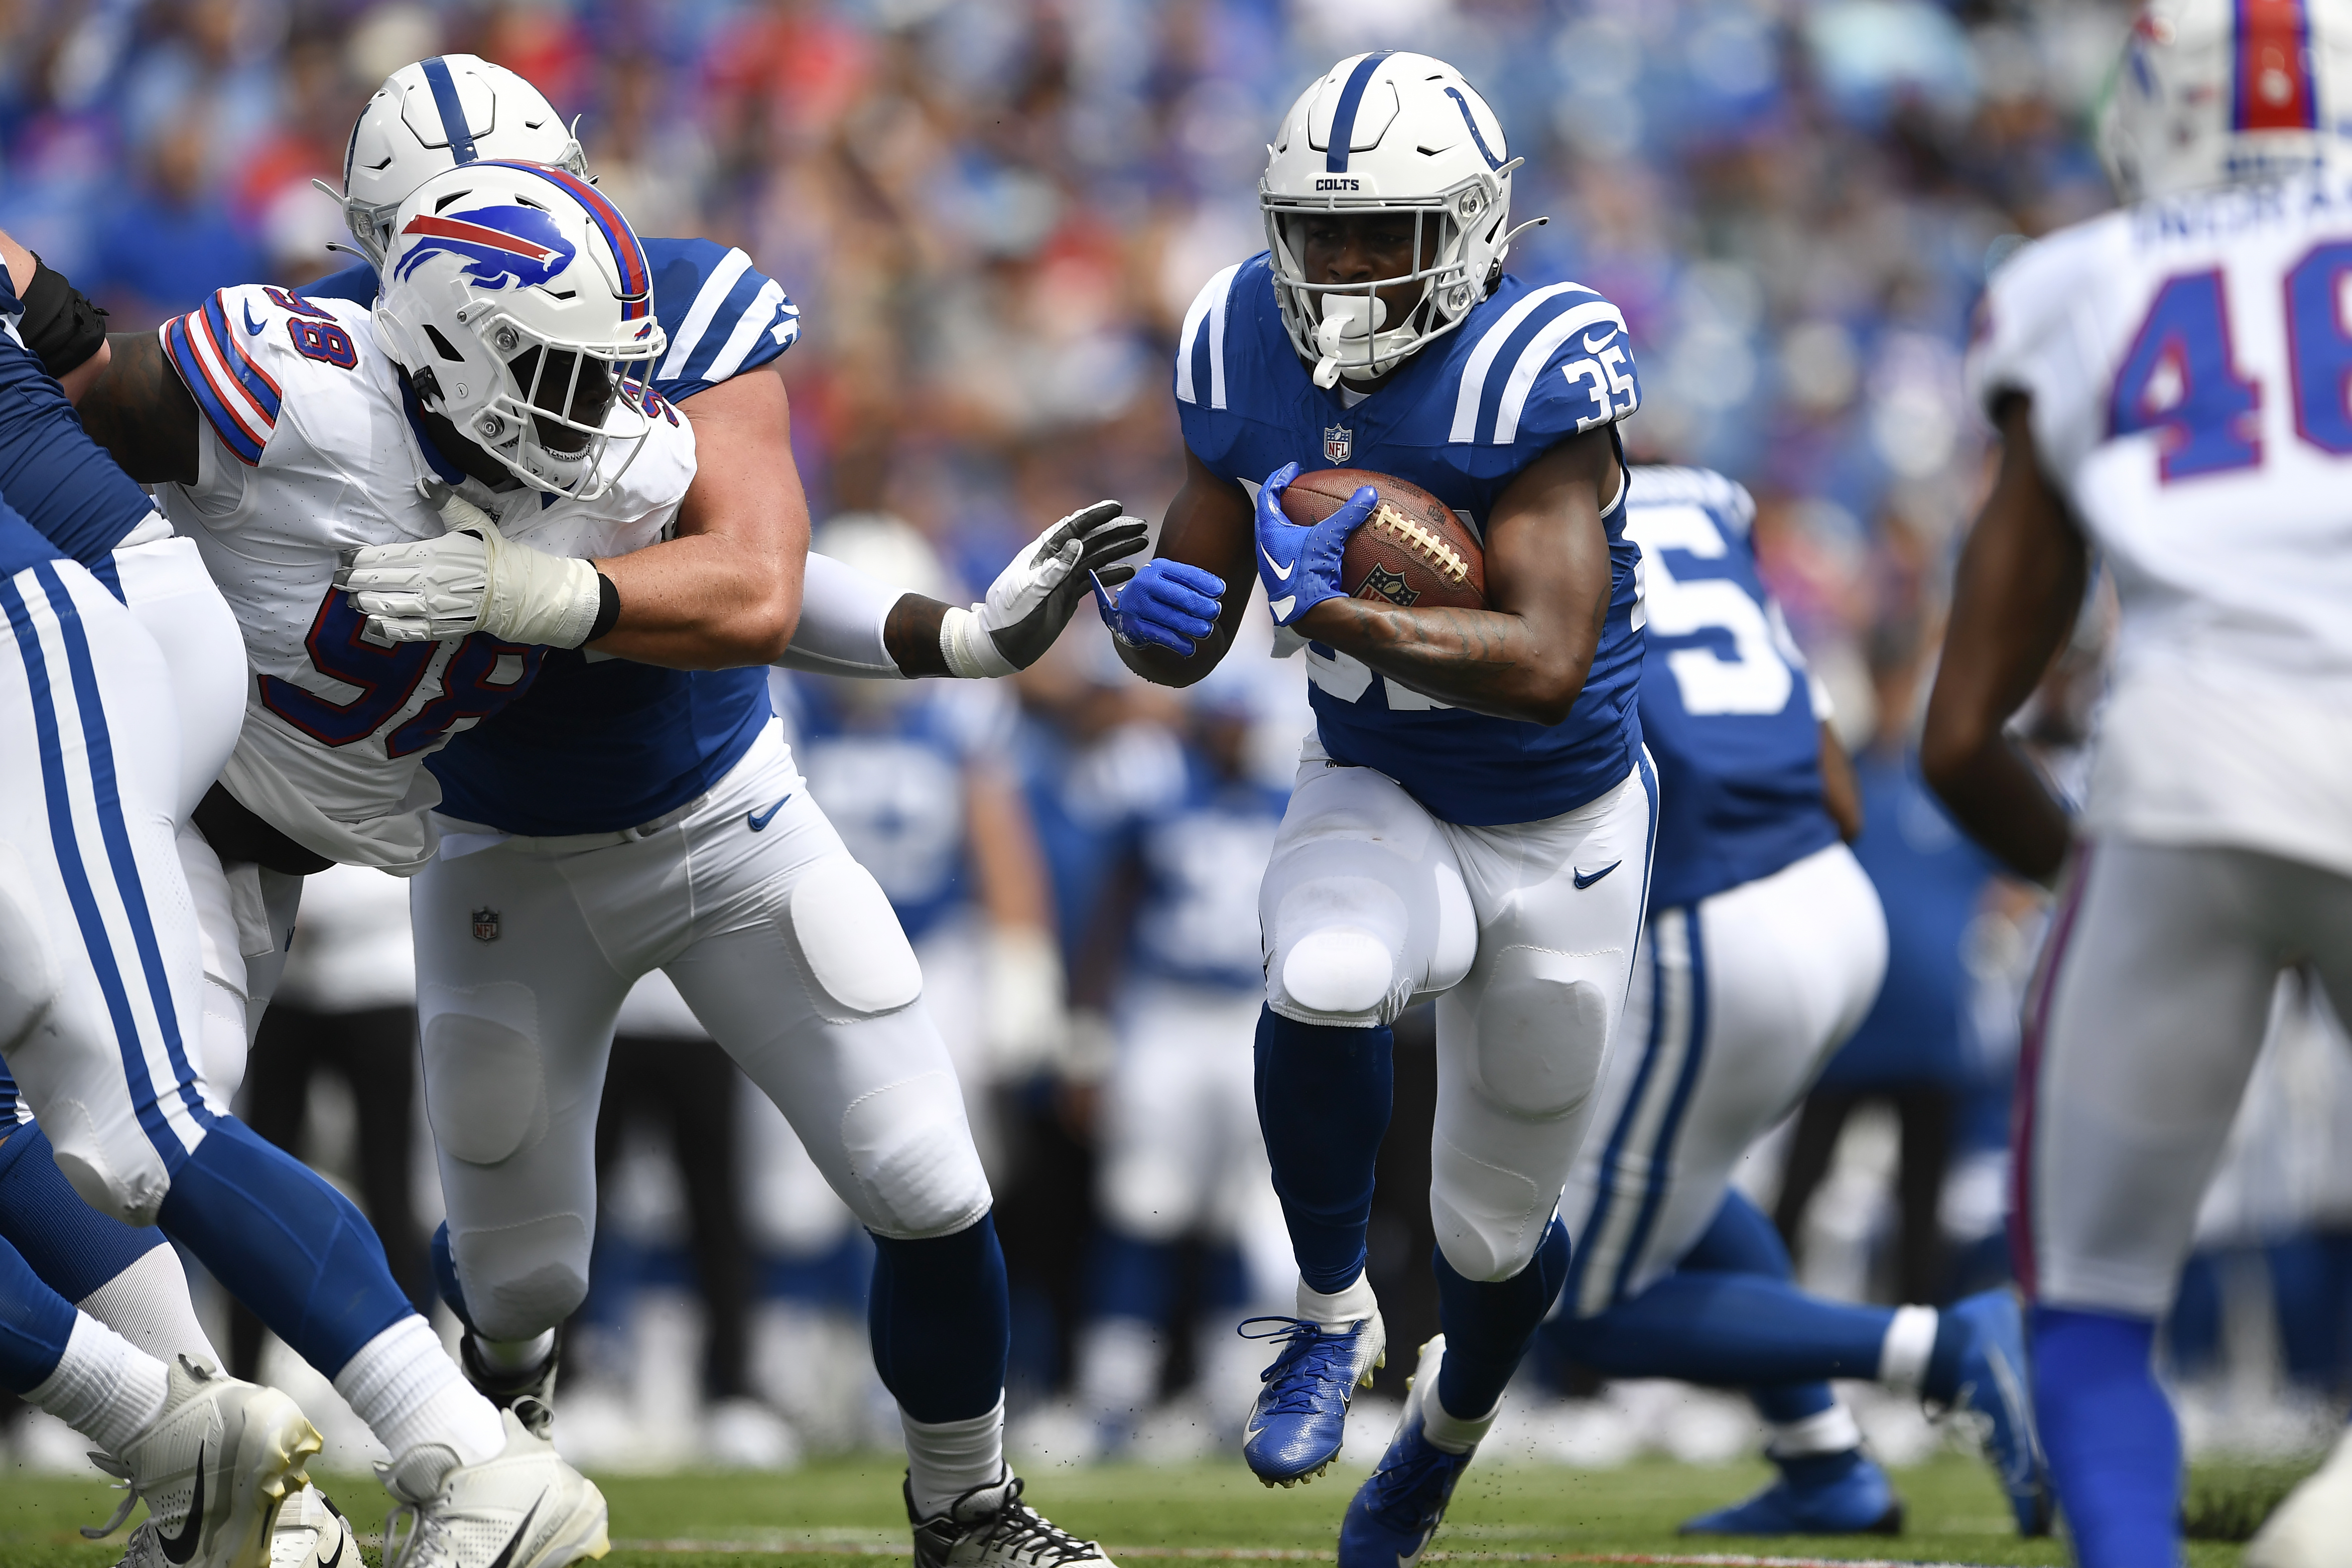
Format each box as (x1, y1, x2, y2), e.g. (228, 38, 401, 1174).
(41, 1099, 172, 1228)
(1266, 873, 1410, 1024)
(1429, 1136, 1548, 1283)
(449, 1214, 592, 1342)
(839, 1067, 991, 1239)
(788, 858, 924, 1021)
(421, 984, 548, 1166)
(1280, 930, 1395, 1019)
(0, 845, 58, 1053)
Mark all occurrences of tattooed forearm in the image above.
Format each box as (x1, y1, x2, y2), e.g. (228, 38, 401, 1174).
(75, 332, 199, 485)
(1298, 596, 1598, 725)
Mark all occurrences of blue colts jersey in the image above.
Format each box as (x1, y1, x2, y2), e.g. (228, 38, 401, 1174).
(1626, 466, 1838, 909)
(305, 239, 804, 835)
(0, 267, 158, 582)
(1176, 255, 1645, 826)
(1122, 748, 1289, 993)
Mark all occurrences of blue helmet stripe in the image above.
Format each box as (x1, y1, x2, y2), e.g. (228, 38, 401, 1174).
(421, 56, 478, 163)
(1443, 87, 1505, 172)
(1326, 51, 1394, 174)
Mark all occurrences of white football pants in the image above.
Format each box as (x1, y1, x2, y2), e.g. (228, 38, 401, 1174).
(0, 559, 225, 1225)
(409, 722, 993, 1343)
(2021, 837, 2352, 1318)
(1559, 841, 1887, 1316)
(1257, 738, 1656, 1282)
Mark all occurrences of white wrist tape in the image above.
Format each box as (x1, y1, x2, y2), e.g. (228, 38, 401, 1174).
(479, 527, 605, 648)
(939, 604, 1015, 679)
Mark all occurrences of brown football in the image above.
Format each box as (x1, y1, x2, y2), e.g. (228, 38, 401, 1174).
(1279, 467, 1486, 611)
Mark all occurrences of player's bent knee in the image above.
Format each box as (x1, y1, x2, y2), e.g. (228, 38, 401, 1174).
(450, 1214, 593, 1341)
(41, 1101, 171, 1228)
(1430, 1140, 1549, 1283)
(839, 1069, 992, 1238)
(1279, 929, 1397, 1019)
(788, 858, 924, 1019)
(420, 987, 548, 1166)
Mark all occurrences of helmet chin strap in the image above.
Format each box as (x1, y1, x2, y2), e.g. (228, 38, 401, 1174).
(1314, 295, 1389, 389)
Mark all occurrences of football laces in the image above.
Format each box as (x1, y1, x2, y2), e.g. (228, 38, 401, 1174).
(1367, 503, 1470, 587)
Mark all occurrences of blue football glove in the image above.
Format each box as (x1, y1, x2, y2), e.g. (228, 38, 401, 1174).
(1091, 556, 1227, 655)
(1254, 461, 1378, 628)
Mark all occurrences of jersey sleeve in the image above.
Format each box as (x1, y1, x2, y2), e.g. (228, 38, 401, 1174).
(160, 287, 298, 470)
(1963, 228, 2101, 421)
(644, 239, 801, 403)
(1173, 256, 1260, 481)
(1447, 283, 1640, 453)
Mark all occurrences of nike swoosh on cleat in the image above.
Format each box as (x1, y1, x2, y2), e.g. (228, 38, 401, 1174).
(1572, 861, 1621, 889)
(1259, 546, 1294, 581)
(315, 1519, 346, 1568)
(158, 1442, 205, 1564)
(485, 1497, 543, 1568)
(244, 303, 268, 337)
(747, 796, 790, 832)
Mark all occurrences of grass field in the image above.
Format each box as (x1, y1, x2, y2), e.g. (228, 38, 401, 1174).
(0, 1452, 2278, 1568)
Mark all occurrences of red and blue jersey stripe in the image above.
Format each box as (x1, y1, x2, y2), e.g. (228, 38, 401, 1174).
(161, 291, 284, 467)
(2234, 0, 2317, 132)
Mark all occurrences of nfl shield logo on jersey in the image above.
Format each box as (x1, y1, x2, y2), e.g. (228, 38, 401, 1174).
(1324, 424, 1352, 464)
(471, 907, 501, 943)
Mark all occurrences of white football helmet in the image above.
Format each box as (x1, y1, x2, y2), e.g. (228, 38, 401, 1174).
(2098, 0, 2352, 202)
(374, 161, 665, 500)
(1261, 52, 1535, 387)
(334, 54, 586, 266)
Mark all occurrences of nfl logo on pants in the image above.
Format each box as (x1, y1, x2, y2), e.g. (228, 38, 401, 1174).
(1324, 424, 1352, 464)
(471, 907, 501, 943)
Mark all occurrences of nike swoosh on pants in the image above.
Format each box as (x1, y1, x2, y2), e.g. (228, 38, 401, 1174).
(747, 795, 790, 831)
(1572, 860, 1621, 890)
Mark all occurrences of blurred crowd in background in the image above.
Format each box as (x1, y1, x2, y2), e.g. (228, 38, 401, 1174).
(8, 0, 2352, 1478)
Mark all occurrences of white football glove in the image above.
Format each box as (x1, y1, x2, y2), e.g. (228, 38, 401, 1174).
(336, 486, 606, 647)
(938, 499, 1149, 677)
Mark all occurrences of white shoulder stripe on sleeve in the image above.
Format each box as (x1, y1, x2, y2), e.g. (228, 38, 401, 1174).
(1449, 283, 1594, 443)
(702, 278, 788, 384)
(1494, 299, 1627, 446)
(656, 246, 754, 384)
(1175, 263, 1242, 407)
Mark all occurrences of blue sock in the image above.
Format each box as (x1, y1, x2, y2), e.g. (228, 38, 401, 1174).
(1433, 1217, 1570, 1419)
(1561, 1270, 1892, 1385)
(1659, 1194, 1844, 1430)
(869, 1213, 1008, 1424)
(2033, 1306, 2180, 1568)
(0, 1123, 165, 1300)
(1254, 1007, 1391, 1293)
(0, 1232, 78, 1393)
(156, 1118, 410, 1379)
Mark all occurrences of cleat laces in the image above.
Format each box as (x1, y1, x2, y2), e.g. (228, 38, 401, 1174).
(1240, 1317, 1370, 1417)
(962, 1477, 1105, 1567)
(1359, 1432, 1464, 1538)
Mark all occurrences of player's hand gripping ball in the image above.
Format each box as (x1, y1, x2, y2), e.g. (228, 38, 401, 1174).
(1251, 461, 1376, 627)
(1279, 466, 1487, 613)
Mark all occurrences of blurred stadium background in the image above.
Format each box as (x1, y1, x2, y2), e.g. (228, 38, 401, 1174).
(2, 0, 2346, 1514)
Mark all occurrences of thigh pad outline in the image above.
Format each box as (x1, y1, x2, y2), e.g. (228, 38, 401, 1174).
(788, 857, 925, 1020)
(421, 982, 549, 1166)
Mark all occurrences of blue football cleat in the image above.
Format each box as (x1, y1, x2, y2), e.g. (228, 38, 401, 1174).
(1239, 1311, 1386, 1487)
(1939, 1288, 2053, 1537)
(1338, 1336, 1477, 1568)
(1680, 1449, 1903, 1535)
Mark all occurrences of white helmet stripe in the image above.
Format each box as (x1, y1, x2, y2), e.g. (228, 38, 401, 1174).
(1495, 300, 1626, 445)
(1448, 283, 1592, 442)
(419, 56, 478, 162)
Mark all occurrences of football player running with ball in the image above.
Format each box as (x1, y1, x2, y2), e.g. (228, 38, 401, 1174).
(1102, 53, 1651, 1565)
(1924, 4, 2352, 1564)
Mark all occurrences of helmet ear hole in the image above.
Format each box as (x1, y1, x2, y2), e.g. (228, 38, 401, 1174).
(424, 325, 468, 363)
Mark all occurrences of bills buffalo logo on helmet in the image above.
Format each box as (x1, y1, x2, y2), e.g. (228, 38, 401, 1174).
(395, 204, 576, 291)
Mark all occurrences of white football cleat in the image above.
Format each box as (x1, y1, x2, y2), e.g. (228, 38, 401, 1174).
(379, 1401, 609, 1568)
(93, 1356, 322, 1568)
(907, 1469, 1115, 1568)
(2247, 1422, 2352, 1568)
(269, 1485, 358, 1568)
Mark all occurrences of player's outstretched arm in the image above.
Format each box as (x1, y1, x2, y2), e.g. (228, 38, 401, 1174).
(1109, 448, 1258, 687)
(1920, 395, 2084, 885)
(1290, 426, 1618, 725)
(584, 361, 807, 668)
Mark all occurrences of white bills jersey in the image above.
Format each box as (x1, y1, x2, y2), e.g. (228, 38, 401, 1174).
(1967, 173, 2352, 876)
(154, 284, 696, 872)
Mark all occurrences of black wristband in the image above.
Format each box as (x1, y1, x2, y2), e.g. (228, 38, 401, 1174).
(588, 572, 621, 642)
(18, 257, 109, 381)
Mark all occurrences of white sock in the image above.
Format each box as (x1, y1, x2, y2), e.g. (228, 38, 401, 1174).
(902, 1396, 1007, 1518)
(1418, 1380, 1497, 1457)
(1297, 1272, 1379, 1330)
(1877, 1305, 1939, 1394)
(1766, 1400, 1864, 1459)
(28, 1314, 170, 1456)
(475, 1330, 556, 1375)
(333, 1315, 505, 1481)
(78, 1246, 224, 1368)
